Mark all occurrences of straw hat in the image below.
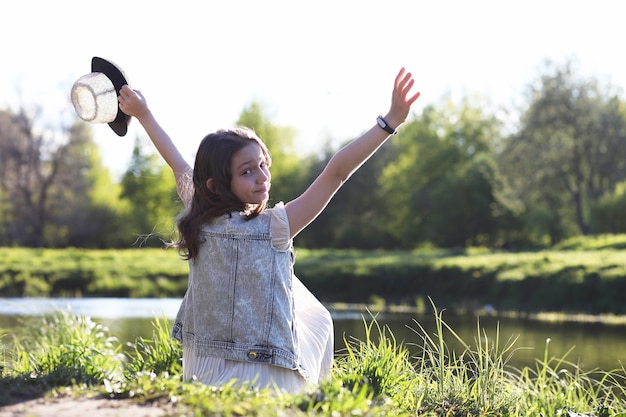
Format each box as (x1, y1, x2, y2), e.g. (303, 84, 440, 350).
(71, 57, 130, 136)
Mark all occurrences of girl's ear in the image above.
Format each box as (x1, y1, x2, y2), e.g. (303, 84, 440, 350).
(205, 178, 216, 193)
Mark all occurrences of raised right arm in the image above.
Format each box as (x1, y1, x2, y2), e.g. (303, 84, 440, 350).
(118, 85, 192, 204)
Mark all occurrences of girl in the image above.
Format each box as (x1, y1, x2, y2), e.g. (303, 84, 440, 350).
(117, 68, 420, 393)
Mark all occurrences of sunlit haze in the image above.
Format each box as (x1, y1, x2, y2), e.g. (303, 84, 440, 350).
(2, 0, 625, 177)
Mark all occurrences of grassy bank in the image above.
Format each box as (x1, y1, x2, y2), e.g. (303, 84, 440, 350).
(1, 304, 625, 416)
(3, 234, 626, 314)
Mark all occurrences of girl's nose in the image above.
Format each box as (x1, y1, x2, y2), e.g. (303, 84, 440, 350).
(257, 169, 269, 183)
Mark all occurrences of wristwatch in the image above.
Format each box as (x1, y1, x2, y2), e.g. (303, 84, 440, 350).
(377, 115, 397, 135)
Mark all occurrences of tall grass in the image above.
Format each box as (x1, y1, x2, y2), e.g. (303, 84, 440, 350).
(123, 314, 182, 378)
(11, 311, 122, 383)
(408, 301, 525, 415)
(404, 300, 626, 416)
(1, 306, 626, 416)
(330, 299, 626, 416)
(333, 312, 419, 410)
(0, 310, 123, 404)
(515, 339, 626, 416)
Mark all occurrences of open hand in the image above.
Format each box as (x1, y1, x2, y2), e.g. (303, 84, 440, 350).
(385, 68, 421, 129)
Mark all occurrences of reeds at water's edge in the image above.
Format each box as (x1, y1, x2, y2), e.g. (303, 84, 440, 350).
(1, 300, 625, 416)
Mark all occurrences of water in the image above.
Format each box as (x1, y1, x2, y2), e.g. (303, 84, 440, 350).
(1, 298, 625, 373)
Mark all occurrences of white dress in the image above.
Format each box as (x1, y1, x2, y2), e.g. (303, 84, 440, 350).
(182, 204, 334, 393)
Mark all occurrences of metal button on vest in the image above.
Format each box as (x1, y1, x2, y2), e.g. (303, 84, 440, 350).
(248, 351, 258, 359)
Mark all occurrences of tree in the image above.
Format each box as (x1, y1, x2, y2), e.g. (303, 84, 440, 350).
(498, 60, 626, 240)
(295, 138, 398, 249)
(0, 107, 126, 247)
(0, 107, 59, 246)
(380, 97, 512, 248)
(119, 137, 181, 247)
(56, 122, 130, 248)
(590, 181, 626, 234)
(421, 153, 513, 247)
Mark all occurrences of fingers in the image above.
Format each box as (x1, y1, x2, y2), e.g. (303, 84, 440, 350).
(394, 67, 406, 86)
(395, 67, 413, 88)
(117, 86, 149, 118)
(119, 85, 132, 99)
(118, 85, 142, 100)
(407, 90, 421, 106)
(393, 68, 420, 105)
(401, 78, 415, 95)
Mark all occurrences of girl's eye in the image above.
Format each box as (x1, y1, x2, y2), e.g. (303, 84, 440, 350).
(242, 169, 252, 175)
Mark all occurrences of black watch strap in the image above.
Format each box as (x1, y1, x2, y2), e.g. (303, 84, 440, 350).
(377, 115, 397, 135)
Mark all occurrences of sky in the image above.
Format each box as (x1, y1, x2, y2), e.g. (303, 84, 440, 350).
(2, 0, 626, 177)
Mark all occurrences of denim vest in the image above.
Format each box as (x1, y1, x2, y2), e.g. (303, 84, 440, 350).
(171, 208, 308, 380)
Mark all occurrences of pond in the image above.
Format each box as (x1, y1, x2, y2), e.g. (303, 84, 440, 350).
(1, 297, 625, 373)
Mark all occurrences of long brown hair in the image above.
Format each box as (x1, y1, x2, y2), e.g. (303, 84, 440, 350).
(177, 127, 271, 260)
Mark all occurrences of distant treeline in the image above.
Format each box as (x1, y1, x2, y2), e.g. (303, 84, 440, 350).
(3, 60, 626, 251)
(2, 234, 626, 315)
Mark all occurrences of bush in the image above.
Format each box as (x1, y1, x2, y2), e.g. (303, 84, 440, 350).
(590, 182, 626, 234)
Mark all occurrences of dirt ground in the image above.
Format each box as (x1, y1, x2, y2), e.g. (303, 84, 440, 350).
(0, 397, 167, 417)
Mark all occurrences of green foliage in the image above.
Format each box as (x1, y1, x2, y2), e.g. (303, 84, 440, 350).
(294, 244, 626, 315)
(296, 140, 398, 249)
(0, 115, 127, 247)
(119, 137, 181, 247)
(300, 378, 401, 416)
(380, 96, 514, 249)
(53, 122, 130, 248)
(0, 311, 123, 403)
(2, 308, 625, 416)
(498, 60, 626, 239)
(69, 129, 131, 248)
(5, 240, 626, 313)
(553, 233, 626, 251)
(407, 302, 522, 416)
(124, 315, 182, 378)
(515, 339, 626, 416)
(423, 153, 513, 247)
(334, 313, 418, 410)
(590, 181, 626, 234)
(4, 67, 626, 250)
(0, 247, 188, 298)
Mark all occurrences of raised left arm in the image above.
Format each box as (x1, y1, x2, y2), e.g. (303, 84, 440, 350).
(285, 68, 420, 238)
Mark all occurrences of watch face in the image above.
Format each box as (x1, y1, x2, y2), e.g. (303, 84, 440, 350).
(377, 117, 386, 128)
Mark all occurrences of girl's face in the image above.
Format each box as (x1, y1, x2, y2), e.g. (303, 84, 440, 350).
(229, 143, 271, 204)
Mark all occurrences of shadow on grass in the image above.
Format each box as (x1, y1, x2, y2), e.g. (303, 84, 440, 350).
(0, 372, 93, 406)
